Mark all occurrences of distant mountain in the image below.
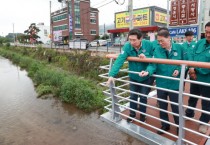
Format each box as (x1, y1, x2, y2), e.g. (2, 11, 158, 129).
(99, 24, 115, 35)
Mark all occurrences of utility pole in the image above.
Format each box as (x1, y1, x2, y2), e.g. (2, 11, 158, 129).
(68, 0, 73, 44)
(13, 23, 15, 45)
(167, 0, 170, 28)
(50, 1, 52, 48)
(198, 0, 203, 40)
(128, 0, 133, 30)
(104, 23, 106, 35)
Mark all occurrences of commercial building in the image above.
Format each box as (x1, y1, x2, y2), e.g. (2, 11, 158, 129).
(201, 0, 210, 33)
(51, 0, 99, 44)
(108, 6, 167, 44)
(37, 23, 50, 44)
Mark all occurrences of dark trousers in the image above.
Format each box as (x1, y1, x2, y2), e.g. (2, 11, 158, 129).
(129, 77, 154, 117)
(185, 83, 210, 123)
(157, 90, 179, 127)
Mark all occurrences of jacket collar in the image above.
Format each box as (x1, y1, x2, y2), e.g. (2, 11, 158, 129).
(131, 40, 143, 52)
(160, 43, 177, 53)
(196, 39, 210, 53)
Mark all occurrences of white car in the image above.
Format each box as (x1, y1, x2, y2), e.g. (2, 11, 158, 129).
(89, 40, 107, 47)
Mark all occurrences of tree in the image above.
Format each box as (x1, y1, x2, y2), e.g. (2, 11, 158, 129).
(94, 35, 100, 40)
(24, 23, 40, 44)
(0, 36, 10, 46)
(17, 34, 28, 43)
(101, 34, 109, 40)
(5, 33, 15, 42)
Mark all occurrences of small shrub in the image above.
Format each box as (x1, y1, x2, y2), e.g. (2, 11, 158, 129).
(5, 43, 10, 48)
(36, 84, 54, 97)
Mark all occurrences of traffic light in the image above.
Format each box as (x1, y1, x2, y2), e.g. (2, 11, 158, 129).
(58, 0, 62, 2)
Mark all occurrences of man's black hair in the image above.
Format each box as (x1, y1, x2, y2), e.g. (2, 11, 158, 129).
(205, 21, 210, 28)
(128, 29, 143, 39)
(185, 31, 194, 37)
(157, 27, 170, 38)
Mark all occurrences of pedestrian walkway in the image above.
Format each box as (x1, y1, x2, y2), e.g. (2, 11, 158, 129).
(120, 82, 210, 144)
(100, 54, 210, 145)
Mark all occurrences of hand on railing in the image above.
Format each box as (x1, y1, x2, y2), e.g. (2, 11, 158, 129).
(138, 53, 146, 59)
(172, 70, 179, 77)
(106, 77, 115, 86)
(189, 68, 197, 80)
(139, 71, 149, 77)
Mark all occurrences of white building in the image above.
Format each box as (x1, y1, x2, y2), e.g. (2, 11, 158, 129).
(37, 23, 50, 44)
(201, 0, 210, 32)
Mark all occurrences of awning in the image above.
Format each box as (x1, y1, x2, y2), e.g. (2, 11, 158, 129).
(108, 26, 159, 33)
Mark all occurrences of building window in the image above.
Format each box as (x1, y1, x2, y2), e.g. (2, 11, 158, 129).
(74, 1, 81, 28)
(52, 13, 67, 22)
(90, 30, 96, 35)
(53, 25, 68, 31)
(44, 29, 48, 36)
(90, 18, 96, 24)
(90, 13, 96, 17)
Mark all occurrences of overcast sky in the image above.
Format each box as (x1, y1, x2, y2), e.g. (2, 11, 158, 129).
(0, 0, 167, 36)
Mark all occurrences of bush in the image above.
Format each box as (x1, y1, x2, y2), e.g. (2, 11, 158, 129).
(5, 43, 10, 48)
(0, 47, 107, 112)
(36, 84, 54, 97)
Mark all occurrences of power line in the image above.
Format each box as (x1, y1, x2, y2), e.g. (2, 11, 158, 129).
(91, 0, 111, 7)
(80, 0, 115, 16)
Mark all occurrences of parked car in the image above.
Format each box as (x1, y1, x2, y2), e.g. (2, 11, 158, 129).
(89, 39, 107, 47)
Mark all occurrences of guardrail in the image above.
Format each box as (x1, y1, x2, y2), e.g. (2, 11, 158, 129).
(99, 54, 210, 145)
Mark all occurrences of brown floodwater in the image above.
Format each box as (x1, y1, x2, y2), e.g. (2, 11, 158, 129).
(0, 57, 147, 145)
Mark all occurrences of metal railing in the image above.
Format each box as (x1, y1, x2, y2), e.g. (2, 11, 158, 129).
(99, 54, 210, 145)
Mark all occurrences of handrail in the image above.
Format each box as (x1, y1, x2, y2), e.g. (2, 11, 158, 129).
(106, 54, 210, 69)
(100, 54, 210, 145)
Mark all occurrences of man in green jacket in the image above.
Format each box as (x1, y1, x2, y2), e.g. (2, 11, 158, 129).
(185, 22, 210, 134)
(106, 29, 154, 123)
(182, 31, 196, 61)
(139, 27, 184, 135)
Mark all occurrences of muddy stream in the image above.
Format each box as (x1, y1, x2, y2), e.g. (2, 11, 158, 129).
(0, 57, 146, 145)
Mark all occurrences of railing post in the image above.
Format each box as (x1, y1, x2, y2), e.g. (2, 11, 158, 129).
(108, 58, 121, 121)
(119, 41, 122, 53)
(109, 81, 121, 121)
(177, 64, 186, 145)
(106, 42, 108, 52)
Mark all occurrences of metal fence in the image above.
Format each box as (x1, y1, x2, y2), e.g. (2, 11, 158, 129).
(99, 54, 210, 145)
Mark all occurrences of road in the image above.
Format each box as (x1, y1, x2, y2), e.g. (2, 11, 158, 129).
(13, 43, 123, 53)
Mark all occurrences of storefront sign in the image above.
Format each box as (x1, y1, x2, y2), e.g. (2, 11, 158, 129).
(154, 11, 167, 24)
(179, 0, 188, 25)
(169, 25, 198, 37)
(53, 31, 62, 41)
(115, 9, 150, 28)
(69, 15, 73, 32)
(170, 0, 198, 26)
(188, 0, 198, 24)
(170, 0, 179, 26)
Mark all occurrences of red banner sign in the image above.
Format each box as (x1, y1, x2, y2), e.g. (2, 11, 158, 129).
(179, 0, 188, 25)
(170, 0, 198, 26)
(188, 0, 198, 24)
(170, 0, 179, 26)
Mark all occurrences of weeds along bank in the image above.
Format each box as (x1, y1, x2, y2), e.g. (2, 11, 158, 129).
(0, 46, 109, 112)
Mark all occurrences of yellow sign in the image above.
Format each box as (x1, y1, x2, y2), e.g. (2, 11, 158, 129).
(115, 9, 150, 28)
(154, 11, 167, 24)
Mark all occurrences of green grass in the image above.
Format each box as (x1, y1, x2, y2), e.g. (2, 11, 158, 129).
(0, 46, 107, 112)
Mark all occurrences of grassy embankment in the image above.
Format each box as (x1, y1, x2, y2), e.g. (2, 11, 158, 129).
(0, 45, 110, 112)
